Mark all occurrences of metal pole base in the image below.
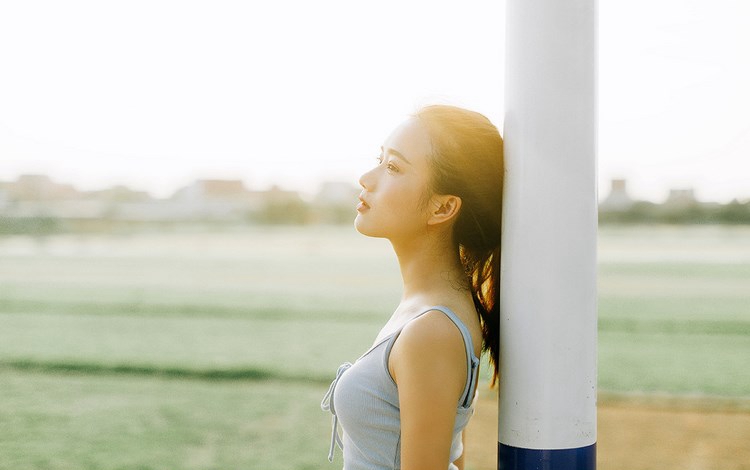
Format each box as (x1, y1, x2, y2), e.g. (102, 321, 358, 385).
(498, 442, 596, 470)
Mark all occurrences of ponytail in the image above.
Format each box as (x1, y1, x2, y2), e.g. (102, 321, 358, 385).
(463, 245, 501, 387)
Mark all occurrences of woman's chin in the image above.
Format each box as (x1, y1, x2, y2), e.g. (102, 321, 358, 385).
(354, 216, 377, 237)
(354, 215, 366, 234)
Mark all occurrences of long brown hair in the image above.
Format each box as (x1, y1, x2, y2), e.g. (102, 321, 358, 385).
(414, 105, 504, 386)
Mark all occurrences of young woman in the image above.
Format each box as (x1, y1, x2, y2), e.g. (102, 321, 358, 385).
(321, 105, 503, 470)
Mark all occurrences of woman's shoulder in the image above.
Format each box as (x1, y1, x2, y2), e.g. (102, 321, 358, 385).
(388, 309, 469, 392)
(400, 307, 469, 349)
(385, 298, 482, 356)
(409, 303, 482, 357)
(390, 302, 480, 366)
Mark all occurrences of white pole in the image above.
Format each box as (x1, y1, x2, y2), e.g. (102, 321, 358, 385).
(499, 0, 597, 468)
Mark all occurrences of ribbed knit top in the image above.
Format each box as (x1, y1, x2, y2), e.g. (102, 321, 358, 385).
(321, 305, 480, 470)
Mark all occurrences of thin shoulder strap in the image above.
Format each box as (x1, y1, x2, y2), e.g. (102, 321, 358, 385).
(427, 306, 480, 408)
(386, 305, 480, 408)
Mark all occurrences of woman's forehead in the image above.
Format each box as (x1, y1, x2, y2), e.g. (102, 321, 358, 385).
(382, 117, 432, 165)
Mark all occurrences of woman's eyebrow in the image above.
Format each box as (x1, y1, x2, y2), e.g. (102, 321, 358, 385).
(380, 146, 412, 165)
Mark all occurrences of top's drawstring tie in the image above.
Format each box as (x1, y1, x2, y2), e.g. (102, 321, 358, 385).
(320, 362, 352, 462)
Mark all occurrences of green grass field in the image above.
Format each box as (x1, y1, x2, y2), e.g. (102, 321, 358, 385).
(1, 224, 749, 469)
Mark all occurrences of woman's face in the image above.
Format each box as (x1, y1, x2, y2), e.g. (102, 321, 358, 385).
(355, 117, 434, 241)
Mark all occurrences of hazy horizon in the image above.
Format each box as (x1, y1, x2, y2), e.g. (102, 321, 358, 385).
(3, 170, 746, 206)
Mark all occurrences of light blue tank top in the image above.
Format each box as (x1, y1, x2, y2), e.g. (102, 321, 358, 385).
(321, 306, 480, 470)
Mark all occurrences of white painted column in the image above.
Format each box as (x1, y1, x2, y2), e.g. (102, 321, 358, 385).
(499, 0, 598, 468)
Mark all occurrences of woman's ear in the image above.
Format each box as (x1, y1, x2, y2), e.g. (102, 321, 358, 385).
(427, 194, 462, 226)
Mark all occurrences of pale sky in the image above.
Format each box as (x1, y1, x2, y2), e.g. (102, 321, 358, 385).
(1, 0, 748, 203)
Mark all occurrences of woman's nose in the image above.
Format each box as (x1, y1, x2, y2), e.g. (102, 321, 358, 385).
(359, 166, 376, 190)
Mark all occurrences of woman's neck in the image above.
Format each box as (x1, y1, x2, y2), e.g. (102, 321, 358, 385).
(389, 231, 468, 305)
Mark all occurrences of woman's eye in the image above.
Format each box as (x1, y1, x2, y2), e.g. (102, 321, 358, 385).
(375, 155, 398, 173)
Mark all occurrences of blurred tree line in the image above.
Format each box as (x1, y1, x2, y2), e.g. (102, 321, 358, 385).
(598, 199, 750, 225)
(2, 198, 750, 235)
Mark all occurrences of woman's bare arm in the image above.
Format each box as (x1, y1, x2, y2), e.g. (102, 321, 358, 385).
(389, 312, 468, 470)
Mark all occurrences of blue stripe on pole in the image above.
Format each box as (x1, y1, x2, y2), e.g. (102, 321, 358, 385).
(498, 442, 596, 470)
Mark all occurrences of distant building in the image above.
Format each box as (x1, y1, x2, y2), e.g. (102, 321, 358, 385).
(599, 178, 634, 211)
(261, 185, 304, 204)
(664, 188, 698, 207)
(5, 174, 80, 201)
(168, 179, 262, 220)
(171, 179, 251, 203)
(168, 179, 307, 222)
(0, 174, 92, 218)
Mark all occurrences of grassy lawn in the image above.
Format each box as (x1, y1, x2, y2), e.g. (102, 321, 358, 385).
(0, 312, 378, 381)
(0, 369, 333, 470)
(0, 224, 748, 468)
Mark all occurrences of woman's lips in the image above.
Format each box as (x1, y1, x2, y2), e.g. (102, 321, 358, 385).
(357, 196, 370, 212)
